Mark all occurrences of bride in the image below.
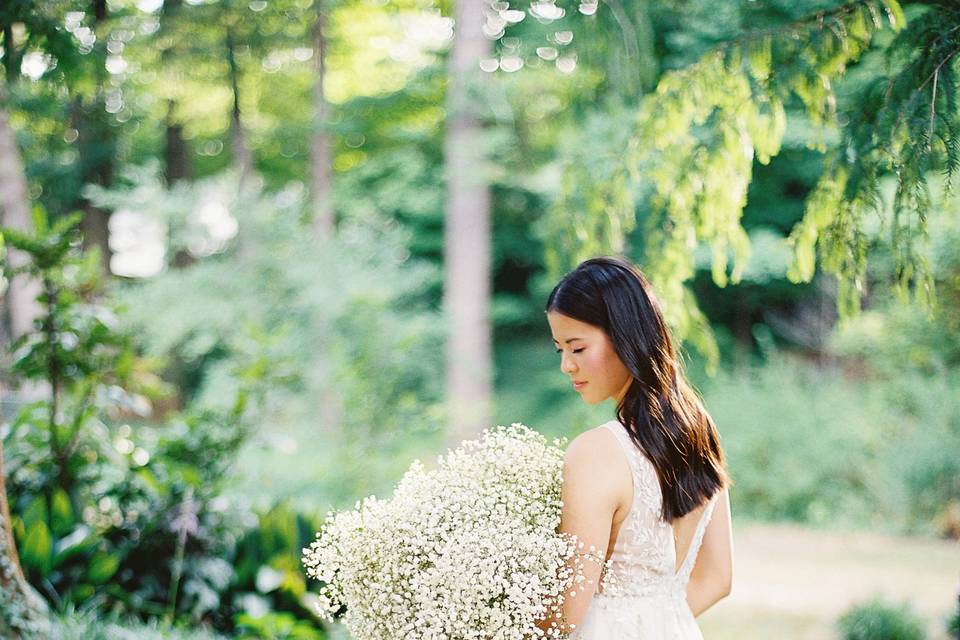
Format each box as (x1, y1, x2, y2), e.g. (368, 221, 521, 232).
(538, 256, 733, 639)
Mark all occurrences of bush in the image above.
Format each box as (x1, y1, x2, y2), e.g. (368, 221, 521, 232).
(837, 599, 927, 640)
(1, 208, 254, 626)
(700, 352, 889, 527)
(226, 502, 324, 629)
(6, 405, 253, 624)
(696, 346, 960, 534)
(948, 594, 959, 639)
(235, 611, 325, 640)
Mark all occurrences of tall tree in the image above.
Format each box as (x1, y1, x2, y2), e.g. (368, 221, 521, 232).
(160, 0, 192, 185)
(226, 27, 254, 181)
(0, 87, 41, 344)
(0, 56, 47, 640)
(308, 0, 344, 439)
(444, 0, 493, 445)
(310, 0, 334, 238)
(75, 0, 117, 275)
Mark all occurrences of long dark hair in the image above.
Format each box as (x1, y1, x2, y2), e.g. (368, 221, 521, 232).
(546, 256, 728, 522)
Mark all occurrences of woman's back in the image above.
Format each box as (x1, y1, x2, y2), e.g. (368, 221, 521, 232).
(568, 420, 718, 640)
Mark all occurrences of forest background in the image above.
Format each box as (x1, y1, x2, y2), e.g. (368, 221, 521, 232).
(1, 0, 959, 638)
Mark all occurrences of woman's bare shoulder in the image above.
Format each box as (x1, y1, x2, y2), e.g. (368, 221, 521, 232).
(564, 423, 627, 477)
(563, 422, 631, 507)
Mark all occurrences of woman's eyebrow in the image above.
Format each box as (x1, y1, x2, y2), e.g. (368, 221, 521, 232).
(552, 337, 584, 344)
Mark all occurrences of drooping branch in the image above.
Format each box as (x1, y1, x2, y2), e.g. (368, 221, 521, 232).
(543, 0, 959, 369)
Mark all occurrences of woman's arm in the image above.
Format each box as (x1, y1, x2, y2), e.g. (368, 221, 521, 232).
(685, 488, 733, 617)
(535, 428, 625, 636)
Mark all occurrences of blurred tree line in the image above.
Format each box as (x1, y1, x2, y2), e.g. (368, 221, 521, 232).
(1, 0, 960, 636)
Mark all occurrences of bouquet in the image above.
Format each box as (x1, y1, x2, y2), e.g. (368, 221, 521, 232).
(302, 423, 605, 639)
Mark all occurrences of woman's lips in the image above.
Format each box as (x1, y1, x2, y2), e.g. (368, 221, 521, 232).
(573, 381, 588, 390)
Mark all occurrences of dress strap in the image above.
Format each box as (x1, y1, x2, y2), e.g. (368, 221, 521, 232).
(600, 420, 645, 477)
(675, 494, 718, 581)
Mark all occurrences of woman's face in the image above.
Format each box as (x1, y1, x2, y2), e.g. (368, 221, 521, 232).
(547, 311, 633, 405)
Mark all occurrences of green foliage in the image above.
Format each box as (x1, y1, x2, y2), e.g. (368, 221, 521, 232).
(541, 0, 960, 368)
(86, 168, 445, 504)
(0, 209, 260, 626)
(51, 608, 228, 640)
(822, 190, 960, 535)
(229, 503, 323, 625)
(5, 383, 253, 623)
(703, 352, 881, 525)
(837, 598, 927, 640)
(1, 209, 153, 604)
(948, 596, 959, 638)
(235, 611, 325, 640)
(698, 346, 960, 532)
(791, 2, 960, 321)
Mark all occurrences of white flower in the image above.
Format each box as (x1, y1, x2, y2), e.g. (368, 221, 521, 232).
(302, 423, 603, 639)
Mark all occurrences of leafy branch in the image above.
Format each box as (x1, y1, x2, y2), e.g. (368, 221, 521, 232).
(543, 0, 960, 368)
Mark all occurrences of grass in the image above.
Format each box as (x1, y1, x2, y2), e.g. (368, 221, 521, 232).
(699, 521, 959, 640)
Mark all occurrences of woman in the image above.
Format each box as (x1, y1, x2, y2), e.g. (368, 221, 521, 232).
(539, 256, 733, 639)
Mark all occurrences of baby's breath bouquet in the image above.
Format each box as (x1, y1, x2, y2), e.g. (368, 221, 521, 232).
(302, 423, 599, 640)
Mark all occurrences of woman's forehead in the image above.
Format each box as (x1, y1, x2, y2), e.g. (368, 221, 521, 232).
(547, 312, 602, 338)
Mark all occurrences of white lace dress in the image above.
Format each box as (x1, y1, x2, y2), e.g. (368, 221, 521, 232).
(569, 420, 718, 640)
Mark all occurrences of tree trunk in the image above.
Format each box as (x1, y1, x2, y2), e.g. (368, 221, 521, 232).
(2, 21, 23, 87)
(0, 84, 42, 344)
(309, 3, 334, 239)
(160, 1, 190, 186)
(226, 29, 253, 182)
(164, 101, 191, 185)
(0, 441, 48, 638)
(77, 0, 114, 276)
(443, 0, 493, 447)
(308, 2, 342, 439)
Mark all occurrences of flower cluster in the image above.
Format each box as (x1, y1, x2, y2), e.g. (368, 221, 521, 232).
(302, 423, 607, 639)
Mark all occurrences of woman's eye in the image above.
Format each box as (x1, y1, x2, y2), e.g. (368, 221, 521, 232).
(555, 348, 585, 354)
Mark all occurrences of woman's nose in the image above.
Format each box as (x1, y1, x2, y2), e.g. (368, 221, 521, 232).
(560, 352, 577, 374)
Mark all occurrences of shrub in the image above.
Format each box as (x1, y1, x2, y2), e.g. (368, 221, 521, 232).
(837, 599, 927, 640)
(947, 593, 959, 639)
(1, 210, 252, 626)
(235, 611, 325, 640)
(695, 346, 960, 534)
(227, 502, 324, 627)
(701, 353, 888, 527)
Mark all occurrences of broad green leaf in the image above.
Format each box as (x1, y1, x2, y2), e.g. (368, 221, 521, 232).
(87, 551, 121, 584)
(50, 487, 74, 536)
(22, 495, 48, 530)
(21, 520, 53, 577)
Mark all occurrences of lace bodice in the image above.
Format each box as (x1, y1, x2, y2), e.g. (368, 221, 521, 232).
(596, 420, 718, 600)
